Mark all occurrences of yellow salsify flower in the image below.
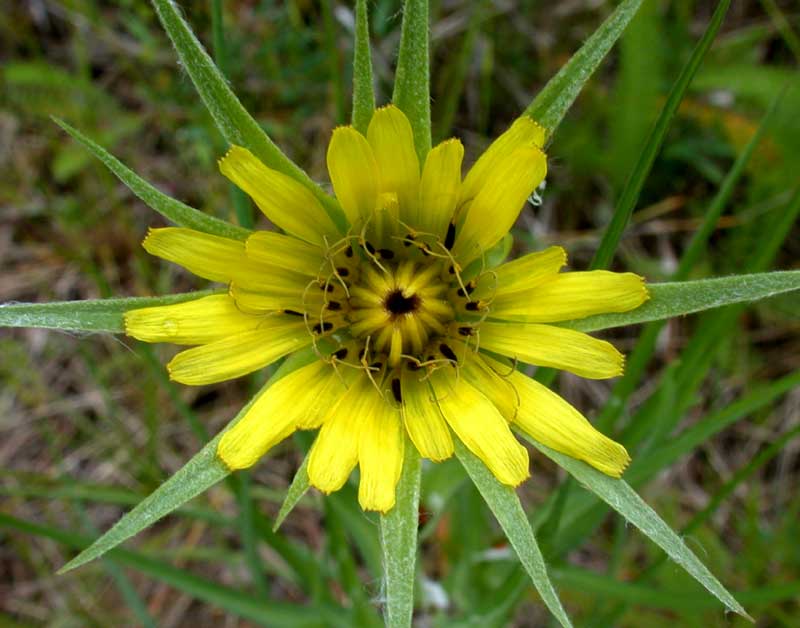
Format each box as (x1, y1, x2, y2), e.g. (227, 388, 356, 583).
(125, 105, 649, 513)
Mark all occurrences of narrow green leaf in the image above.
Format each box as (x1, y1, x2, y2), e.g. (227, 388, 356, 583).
(54, 119, 250, 240)
(455, 441, 573, 628)
(352, 0, 376, 134)
(273, 453, 310, 532)
(1, 514, 347, 627)
(525, 0, 645, 136)
(590, 0, 731, 270)
(392, 0, 431, 161)
(380, 439, 421, 628)
(149, 0, 342, 220)
(58, 346, 321, 572)
(523, 437, 751, 621)
(0, 290, 218, 332)
(561, 271, 800, 333)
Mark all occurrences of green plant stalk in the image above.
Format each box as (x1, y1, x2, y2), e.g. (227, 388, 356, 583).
(393, 0, 432, 161)
(380, 440, 421, 628)
(591, 0, 731, 270)
(54, 119, 250, 240)
(149, 0, 344, 222)
(524, 0, 645, 137)
(352, 0, 376, 133)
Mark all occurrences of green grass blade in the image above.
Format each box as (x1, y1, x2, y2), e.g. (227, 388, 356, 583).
(0, 290, 219, 332)
(149, 0, 341, 219)
(455, 441, 573, 628)
(561, 270, 800, 333)
(523, 438, 751, 621)
(58, 347, 320, 573)
(352, 0, 376, 134)
(380, 439, 421, 628)
(54, 118, 250, 240)
(524, 0, 645, 137)
(392, 0, 431, 161)
(273, 453, 310, 531)
(0, 514, 346, 627)
(590, 0, 731, 270)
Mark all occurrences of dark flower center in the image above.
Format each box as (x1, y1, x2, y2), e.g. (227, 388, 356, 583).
(384, 289, 420, 316)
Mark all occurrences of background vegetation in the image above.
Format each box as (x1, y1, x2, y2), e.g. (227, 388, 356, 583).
(1, 0, 798, 626)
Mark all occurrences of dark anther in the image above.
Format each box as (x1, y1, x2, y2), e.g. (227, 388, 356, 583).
(407, 361, 421, 371)
(391, 377, 402, 404)
(358, 348, 366, 360)
(444, 222, 456, 249)
(403, 234, 414, 247)
(333, 348, 348, 360)
(385, 289, 420, 316)
(456, 287, 466, 297)
(420, 246, 430, 257)
(326, 300, 342, 311)
(321, 283, 335, 292)
(465, 302, 480, 311)
(458, 326, 473, 336)
(313, 321, 335, 334)
(426, 355, 435, 363)
(336, 267, 350, 277)
(365, 241, 376, 254)
(371, 361, 383, 370)
(284, 309, 303, 317)
(466, 282, 476, 294)
(448, 265, 455, 274)
(345, 245, 353, 258)
(378, 248, 395, 259)
(440, 343, 458, 363)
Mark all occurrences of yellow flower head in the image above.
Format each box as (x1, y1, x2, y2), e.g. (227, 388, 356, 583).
(125, 106, 648, 513)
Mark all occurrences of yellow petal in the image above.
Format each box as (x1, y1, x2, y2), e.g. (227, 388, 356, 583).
(400, 369, 454, 461)
(491, 271, 649, 322)
(229, 282, 327, 315)
(452, 145, 547, 264)
(482, 355, 630, 477)
(326, 126, 379, 228)
(219, 146, 339, 245)
(367, 105, 420, 227)
(430, 369, 529, 486)
(460, 116, 546, 205)
(475, 246, 566, 298)
(479, 322, 624, 379)
(217, 360, 335, 470)
(167, 321, 310, 385)
(125, 294, 263, 344)
(307, 375, 373, 493)
(143, 227, 249, 283)
(358, 396, 404, 512)
(418, 138, 464, 238)
(460, 353, 518, 420)
(245, 231, 327, 276)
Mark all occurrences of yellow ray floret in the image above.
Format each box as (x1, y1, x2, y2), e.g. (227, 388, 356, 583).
(367, 105, 420, 227)
(430, 369, 530, 486)
(125, 294, 263, 345)
(418, 138, 464, 239)
(167, 321, 310, 385)
(218, 360, 348, 470)
(453, 145, 547, 264)
(245, 231, 327, 276)
(459, 115, 546, 205)
(219, 146, 339, 246)
(400, 369, 454, 461)
(326, 126, 379, 227)
(479, 321, 624, 379)
(490, 271, 649, 322)
(143, 227, 251, 284)
(475, 246, 567, 298)
(358, 396, 405, 512)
